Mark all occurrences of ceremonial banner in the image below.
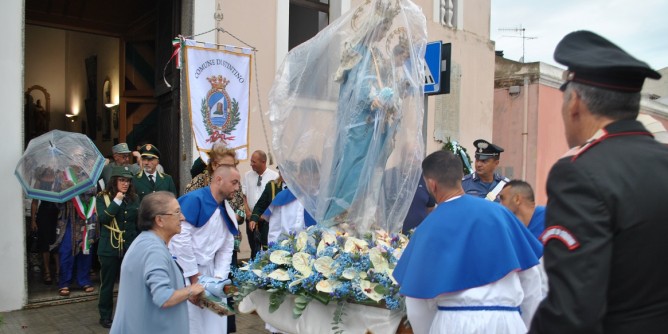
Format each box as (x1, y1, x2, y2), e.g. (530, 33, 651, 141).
(184, 40, 251, 161)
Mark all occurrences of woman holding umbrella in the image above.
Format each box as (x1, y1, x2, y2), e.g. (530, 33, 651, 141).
(96, 166, 139, 328)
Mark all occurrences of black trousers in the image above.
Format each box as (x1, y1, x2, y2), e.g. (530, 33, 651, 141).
(245, 221, 260, 260)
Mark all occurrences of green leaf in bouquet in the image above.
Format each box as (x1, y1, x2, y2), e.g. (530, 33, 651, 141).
(292, 294, 312, 319)
(233, 283, 257, 304)
(374, 283, 389, 296)
(331, 301, 347, 334)
(308, 291, 333, 305)
(268, 290, 287, 313)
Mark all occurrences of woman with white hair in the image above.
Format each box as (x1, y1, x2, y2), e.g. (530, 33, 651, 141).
(111, 191, 204, 334)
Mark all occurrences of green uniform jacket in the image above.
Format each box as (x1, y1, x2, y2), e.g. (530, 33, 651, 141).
(96, 194, 139, 257)
(134, 170, 178, 201)
(250, 180, 284, 223)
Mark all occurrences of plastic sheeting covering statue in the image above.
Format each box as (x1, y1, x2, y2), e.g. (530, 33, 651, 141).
(269, 0, 427, 235)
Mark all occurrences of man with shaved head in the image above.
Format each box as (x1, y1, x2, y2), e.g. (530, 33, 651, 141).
(169, 165, 240, 334)
(242, 150, 278, 259)
(499, 180, 545, 240)
(393, 150, 542, 333)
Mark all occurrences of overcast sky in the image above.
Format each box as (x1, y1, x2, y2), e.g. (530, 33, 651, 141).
(490, 0, 668, 71)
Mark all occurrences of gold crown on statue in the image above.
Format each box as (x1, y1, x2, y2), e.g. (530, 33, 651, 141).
(386, 27, 409, 55)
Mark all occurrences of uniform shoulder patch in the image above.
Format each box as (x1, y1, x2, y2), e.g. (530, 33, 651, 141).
(540, 225, 580, 250)
(462, 173, 473, 181)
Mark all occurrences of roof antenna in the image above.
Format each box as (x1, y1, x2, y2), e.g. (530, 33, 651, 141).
(498, 25, 537, 63)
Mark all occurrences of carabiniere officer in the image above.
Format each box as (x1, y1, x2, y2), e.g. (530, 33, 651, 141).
(461, 139, 510, 202)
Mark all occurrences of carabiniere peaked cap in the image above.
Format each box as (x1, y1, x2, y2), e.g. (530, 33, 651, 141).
(554, 30, 661, 92)
(473, 139, 504, 160)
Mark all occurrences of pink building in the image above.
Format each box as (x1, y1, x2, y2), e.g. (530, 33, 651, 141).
(493, 56, 668, 205)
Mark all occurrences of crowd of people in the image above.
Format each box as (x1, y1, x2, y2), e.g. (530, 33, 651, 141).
(28, 138, 288, 333)
(25, 27, 668, 334)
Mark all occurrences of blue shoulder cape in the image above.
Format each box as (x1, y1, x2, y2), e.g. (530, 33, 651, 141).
(178, 186, 238, 235)
(263, 189, 316, 227)
(392, 195, 542, 299)
(528, 206, 546, 240)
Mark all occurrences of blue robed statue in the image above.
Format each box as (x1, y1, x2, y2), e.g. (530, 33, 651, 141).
(268, 0, 427, 235)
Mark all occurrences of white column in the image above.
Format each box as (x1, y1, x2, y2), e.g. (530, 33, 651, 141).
(0, 0, 28, 311)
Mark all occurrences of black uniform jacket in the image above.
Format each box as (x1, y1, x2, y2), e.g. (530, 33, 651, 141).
(530, 119, 668, 334)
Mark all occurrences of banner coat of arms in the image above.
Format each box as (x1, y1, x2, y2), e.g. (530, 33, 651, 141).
(183, 40, 251, 161)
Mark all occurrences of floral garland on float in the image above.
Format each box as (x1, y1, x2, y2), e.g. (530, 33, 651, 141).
(234, 225, 411, 333)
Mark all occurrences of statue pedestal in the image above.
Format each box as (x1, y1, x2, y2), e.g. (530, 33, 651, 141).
(239, 290, 410, 334)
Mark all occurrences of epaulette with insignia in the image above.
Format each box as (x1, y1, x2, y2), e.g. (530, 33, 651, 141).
(562, 129, 606, 161)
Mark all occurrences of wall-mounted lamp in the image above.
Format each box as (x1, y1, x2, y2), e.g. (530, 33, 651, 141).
(509, 85, 521, 96)
(103, 78, 118, 109)
(65, 113, 79, 122)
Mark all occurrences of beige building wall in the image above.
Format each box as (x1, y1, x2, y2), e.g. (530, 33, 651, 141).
(423, 0, 496, 155)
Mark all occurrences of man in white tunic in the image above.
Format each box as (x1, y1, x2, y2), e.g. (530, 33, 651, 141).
(393, 150, 543, 334)
(169, 165, 240, 334)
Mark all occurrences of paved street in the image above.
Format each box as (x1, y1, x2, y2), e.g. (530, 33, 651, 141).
(0, 299, 266, 334)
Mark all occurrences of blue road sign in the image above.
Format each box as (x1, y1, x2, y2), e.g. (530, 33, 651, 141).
(424, 41, 442, 94)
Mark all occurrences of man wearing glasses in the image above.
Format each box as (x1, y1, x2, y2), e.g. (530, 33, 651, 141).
(99, 143, 139, 189)
(241, 150, 278, 259)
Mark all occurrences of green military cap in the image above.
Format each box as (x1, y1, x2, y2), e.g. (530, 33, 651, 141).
(139, 144, 161, 159)
(110, 166, 134, 178)
(112, 143, 131, 154)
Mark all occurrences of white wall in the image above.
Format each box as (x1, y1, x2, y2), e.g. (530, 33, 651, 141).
(0, 0, 27, 312)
